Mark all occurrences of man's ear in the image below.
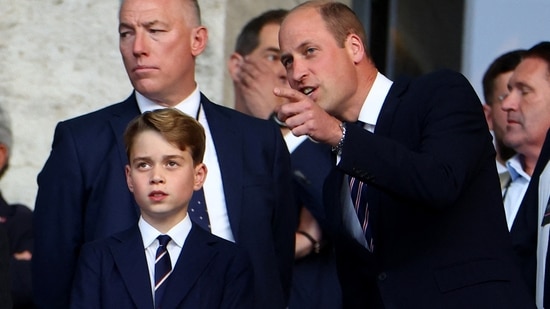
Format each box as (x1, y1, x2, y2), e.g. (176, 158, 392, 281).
(194, 163, 207, 191)
(483, 104, 494, 130)
(227, 52, 244, 82)
(345, 33, 365, 64)
(191, 26, 208, 57)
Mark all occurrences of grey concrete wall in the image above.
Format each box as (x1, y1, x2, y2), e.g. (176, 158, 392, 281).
(0, 0, 350, 208)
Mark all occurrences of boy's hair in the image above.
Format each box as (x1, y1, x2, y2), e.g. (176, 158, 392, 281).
(124, 108, 206, 164)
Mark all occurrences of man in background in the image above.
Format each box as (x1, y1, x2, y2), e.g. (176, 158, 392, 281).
(0, 105, 34, 309)
(482, 49, 524, 190)
(499, 41, 550, 307)
(228, 9, 341, 308)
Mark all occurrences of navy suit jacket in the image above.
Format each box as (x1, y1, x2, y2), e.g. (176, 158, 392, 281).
(510, 129, 550, 298)
(288, 139, 342, 309)
(326, 70, 535, 308)
(33, 93, 295, 308)
(70, 222, 254, 309)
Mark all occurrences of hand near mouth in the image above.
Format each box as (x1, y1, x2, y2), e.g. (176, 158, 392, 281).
(274, 87, 342, 147)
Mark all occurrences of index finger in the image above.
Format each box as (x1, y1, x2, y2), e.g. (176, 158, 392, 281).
(273, 87, 305, 102)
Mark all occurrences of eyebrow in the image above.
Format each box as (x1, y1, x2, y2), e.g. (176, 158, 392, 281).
(264, 47, 281, 53)
(131, 154, 184, 162)
(118, 19, 167, 31)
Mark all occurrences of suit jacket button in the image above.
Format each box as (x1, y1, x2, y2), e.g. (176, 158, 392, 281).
(378, 272, 387, 281)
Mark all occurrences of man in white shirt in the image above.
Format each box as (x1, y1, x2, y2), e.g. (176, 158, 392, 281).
(500, 41, 550, 306)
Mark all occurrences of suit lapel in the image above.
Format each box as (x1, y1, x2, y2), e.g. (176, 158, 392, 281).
(109, 93, 141, 171)
(201, 94, 244, 241)
(109, 94, 142, 216)
(160, 224, 218, 308)
(374, 77, 408, 135)
(111, 227, 154, 309)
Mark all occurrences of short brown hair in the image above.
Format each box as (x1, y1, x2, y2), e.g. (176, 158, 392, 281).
(294, 1, 369, 56)
(124, 108, 206, 165)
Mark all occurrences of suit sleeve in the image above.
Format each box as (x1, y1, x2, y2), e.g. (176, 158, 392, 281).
(69, 243, 100, 309)
(270, 125, 297, 304)
(220, 248, 255, 309)
(339, 72, 494, 209)
(33, 122, 85, 308)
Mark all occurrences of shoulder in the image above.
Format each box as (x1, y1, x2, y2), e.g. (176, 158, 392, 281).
(201, 94, 278, 130)
(392, 69, 479, 105)
(397, 69, 472, 92)
(57, 96, 138, 131)
(192, 225, 249, 259)
(82, 226, 135, 252)
(7, 203, 33, 216)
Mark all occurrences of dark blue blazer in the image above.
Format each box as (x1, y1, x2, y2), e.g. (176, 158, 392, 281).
(326, 70, 535, 308)
(70, 222, 254, 309)
(288, 139, 342, 309)
(510, 129, 550, 298)
(33, 93, 295, 309)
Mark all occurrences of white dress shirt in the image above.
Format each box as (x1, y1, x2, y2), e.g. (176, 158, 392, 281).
(136, 87, 234, 242)
(140, 215, 192, 302)
(341, 72, 393, 247)
(503, 154, 531, 230)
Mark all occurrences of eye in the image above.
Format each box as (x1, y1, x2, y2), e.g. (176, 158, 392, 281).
(497, 93, 508, 102)
(281, 56, 293, 68)
(136, 161, 151, 169)
(266, 53, 280, 62)
(305, 47, 317, 55)
(119, 30, 132, 39)
(166, 160, 179, 168)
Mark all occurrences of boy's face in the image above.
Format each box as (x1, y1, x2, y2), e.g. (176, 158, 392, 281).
(125, 129, 206, 226)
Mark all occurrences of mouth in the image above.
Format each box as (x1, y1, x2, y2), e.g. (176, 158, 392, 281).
(149, 191, 167, 201)
(301, 87, 315, 96)
(133, 65, 156, 73)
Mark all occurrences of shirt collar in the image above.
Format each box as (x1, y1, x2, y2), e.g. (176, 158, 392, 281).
(135, 84, 201, 119)
(139, 214, 192, 249)
(506, 154, 532, 182)
(357, 72, 393, 126)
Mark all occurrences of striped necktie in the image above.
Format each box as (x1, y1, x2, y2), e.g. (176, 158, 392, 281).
(349, 175, 374, 251)
(154, 235, 172, 308)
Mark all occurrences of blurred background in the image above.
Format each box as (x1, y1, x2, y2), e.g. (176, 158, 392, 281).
(0, 0, 548, 208)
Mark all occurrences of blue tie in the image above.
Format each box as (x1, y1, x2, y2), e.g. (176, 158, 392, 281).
(349, 175, 373, 251)
(189, 187, 211, 231)
(154, 235, 172, 308)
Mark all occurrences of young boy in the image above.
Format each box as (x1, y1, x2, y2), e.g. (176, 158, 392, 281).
(70, 109, 253, 309)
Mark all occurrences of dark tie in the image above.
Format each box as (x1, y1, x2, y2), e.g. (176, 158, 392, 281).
(542, 197, 550, 226)
(349, 175, 373, 251)
(154, 235, 172, 308)
(545, 228, 550, 308)
(189, 187, 210, 231)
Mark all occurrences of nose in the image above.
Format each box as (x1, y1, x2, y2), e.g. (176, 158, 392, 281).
(150, 169, 165, 185)
(289, 58, 307, 84)
(501, 90, 518, 112)
(132, 31, 149, 57)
